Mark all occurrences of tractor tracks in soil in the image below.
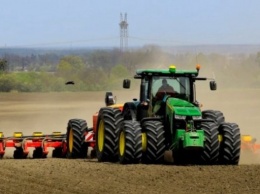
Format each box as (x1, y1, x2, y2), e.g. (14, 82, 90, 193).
(0, 159, 260, 194)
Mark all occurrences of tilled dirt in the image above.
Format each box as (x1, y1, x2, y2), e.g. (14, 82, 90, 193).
(0, 90, 260, 194)
(0, 159, 260, 194)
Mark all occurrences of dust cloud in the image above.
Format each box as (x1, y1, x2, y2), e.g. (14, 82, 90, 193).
(0, 66, 260, 163)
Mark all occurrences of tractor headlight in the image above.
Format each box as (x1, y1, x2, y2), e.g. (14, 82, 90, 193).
(192, 116, 202, 120)
(175, 115, 186, 120)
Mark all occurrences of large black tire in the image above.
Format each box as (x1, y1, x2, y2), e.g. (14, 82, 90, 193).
(96, 107, 123, 162)
(142, 120, 166, 164)
(218, 122, 241, 165)
(200, 122, 220, 164)
(202, 110, 225, 126)
(66, 119, 88, 158)
(118, 121, 142, 164)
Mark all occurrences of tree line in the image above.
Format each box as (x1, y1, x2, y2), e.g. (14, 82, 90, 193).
(0, 46, 260, 92)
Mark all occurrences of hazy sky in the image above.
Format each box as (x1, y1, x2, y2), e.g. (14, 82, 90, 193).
(0, 0, 259, 48)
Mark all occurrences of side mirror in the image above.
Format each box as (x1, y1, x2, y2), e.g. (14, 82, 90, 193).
(123, 79, 131, 89)
(210, 81, 217, 90)
(105, 92, 115, 106)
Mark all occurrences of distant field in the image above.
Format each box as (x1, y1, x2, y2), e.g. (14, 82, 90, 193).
(1, 88, 260, 161)
(1, 88, 259, 136)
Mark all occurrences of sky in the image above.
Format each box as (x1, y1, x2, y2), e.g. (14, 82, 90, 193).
(0, 0, 260, 48)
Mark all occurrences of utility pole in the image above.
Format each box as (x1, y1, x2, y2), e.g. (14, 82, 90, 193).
(119, 13, 128, 52)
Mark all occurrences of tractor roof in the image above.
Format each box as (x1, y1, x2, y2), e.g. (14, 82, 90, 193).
(134, 65, 199, 78)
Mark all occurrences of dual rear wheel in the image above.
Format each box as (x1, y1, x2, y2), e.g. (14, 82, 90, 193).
(203, 110, 241, 165)
(96, 107, 167, 164)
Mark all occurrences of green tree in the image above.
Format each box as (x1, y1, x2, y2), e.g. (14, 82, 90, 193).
(56, 56, 84, 79)
(111, 64, 128, 78)
(0, 59, 8, 73)
(0, 74, 16, 92)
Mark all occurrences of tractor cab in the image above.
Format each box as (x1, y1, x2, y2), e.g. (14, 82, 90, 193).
(150, 76, 192, 115)
(123, 65, 216, 119)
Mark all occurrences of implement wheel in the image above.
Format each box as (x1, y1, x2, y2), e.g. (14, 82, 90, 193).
(33, 147, 46, 159)
(200, 122, 219, 164)
(219, 122, 241, 165)
(66, 119, 88, 158)
(13, 148, 27, 159)
(96, 107, 123, 162)
(119, 121, 142, 164)
(142, 120, 166, 164)
(52, 148, 63, 158)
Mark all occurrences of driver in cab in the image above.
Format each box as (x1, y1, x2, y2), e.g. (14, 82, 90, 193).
(155, 78, 175, 100)
(153, 79, 176, 114)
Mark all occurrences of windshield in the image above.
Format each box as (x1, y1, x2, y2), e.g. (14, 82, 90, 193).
(151, 76, 191, 101)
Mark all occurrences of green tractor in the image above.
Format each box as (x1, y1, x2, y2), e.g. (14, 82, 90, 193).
(95, 65, 241, 165)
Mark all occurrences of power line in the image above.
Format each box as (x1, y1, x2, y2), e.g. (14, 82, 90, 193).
(128, 36, 195, 45)
(0, 37, 119, 48)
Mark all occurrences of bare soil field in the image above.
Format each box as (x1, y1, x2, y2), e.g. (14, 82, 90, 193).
(0, 88, 260, 194)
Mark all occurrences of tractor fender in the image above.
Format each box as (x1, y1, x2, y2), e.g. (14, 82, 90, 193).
(122, 102, 137, 121)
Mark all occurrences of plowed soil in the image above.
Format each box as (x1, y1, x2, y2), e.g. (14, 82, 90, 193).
(1, 89, 260, 194)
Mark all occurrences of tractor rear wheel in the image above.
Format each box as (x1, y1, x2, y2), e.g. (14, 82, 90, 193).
(142, 120, 166, 164)
(66, 119, 88, 158)
(200, 122, 219, 164)
(118, 121, 142, 164)
(202, 110, 225, 126)
(96, 107, 123, 162)
(218, 122, 241, 165)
